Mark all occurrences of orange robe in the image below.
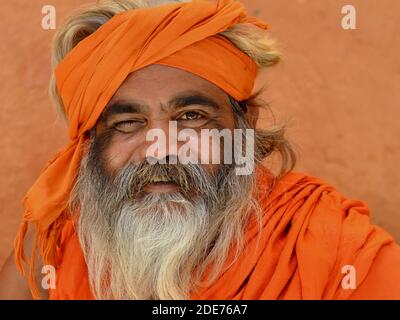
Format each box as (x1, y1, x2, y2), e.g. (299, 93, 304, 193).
(48, 165, 400, 300)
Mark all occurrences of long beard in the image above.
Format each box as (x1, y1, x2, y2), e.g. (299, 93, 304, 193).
(70, 122, 262, 300)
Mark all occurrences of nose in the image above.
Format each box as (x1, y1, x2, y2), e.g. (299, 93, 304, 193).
(138, 119, 180, 164)
(146, 154, 179, 165)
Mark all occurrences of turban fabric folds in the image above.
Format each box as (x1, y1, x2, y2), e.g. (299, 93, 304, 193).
(14, 0, 267, 298)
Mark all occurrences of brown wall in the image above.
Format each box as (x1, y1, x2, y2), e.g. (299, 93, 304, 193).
(1, 0, 399, 269)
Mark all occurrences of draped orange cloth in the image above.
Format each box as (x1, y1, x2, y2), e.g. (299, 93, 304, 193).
(48, 165, 400, 300)
(14, 0, 267, 298)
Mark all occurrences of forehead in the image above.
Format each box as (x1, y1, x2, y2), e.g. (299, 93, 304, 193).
(109, 64, 229, 106)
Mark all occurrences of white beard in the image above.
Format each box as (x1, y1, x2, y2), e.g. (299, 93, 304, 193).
(77, 191, 212, 299)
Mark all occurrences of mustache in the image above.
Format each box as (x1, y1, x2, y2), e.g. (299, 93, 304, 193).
(111, 158, 228, 201)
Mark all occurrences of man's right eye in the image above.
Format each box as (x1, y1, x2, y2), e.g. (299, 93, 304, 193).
(114, 120, 144, 133)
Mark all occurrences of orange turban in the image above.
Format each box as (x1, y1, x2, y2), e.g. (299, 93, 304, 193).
(14, 0, 267, 296)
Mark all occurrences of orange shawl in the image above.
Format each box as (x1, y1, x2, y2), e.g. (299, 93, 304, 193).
(14, 0, 267, 298)
(48, 165, 400, 299)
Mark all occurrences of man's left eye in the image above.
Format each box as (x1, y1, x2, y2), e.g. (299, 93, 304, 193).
(179, 112, 204, 121)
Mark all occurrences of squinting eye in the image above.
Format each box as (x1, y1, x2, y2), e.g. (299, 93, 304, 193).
(180, 111, 204, 121)
(114, 120, 143, 133)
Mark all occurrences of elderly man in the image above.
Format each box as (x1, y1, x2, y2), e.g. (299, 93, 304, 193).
(1, 0, 399, 300)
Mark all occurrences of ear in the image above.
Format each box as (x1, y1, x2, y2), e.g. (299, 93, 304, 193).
(245, 105, 260, 128)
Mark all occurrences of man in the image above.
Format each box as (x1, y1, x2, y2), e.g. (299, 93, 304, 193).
(0, 0, 399, 300)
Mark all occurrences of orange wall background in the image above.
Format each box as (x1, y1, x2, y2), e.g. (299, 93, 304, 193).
(1, 0, 399, 269)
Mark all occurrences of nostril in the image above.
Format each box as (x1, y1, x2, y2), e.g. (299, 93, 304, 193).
(164, 155, 179, 164)
(145, 154, 178, 165)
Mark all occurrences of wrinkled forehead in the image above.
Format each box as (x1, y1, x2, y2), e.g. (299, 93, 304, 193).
(104, 64, 231, 114)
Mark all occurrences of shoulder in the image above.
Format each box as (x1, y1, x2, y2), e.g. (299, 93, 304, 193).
(257, 167, 366, 219)
(261, 169, 400, 299)
(348, 241, 400, 299)
(267, 170, 392, 247)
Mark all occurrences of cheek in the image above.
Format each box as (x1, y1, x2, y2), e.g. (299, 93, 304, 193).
(201, 132, 234, 166)
(101, 133, 144, 174)
(180, 129, 232, 168)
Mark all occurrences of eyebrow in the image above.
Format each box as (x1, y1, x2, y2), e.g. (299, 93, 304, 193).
(101, 91, 222, 121)
(101, 101, 146, 120)
(169, 92, 221, 111)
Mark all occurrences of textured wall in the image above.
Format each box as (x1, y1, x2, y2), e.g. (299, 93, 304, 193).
(1, 0, 399, 269)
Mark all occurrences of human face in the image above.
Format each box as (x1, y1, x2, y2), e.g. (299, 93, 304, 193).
(95, 64, 236, 192)
(74, 66, 260, 300)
